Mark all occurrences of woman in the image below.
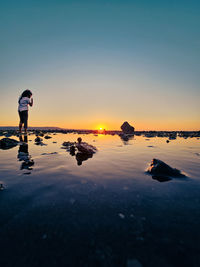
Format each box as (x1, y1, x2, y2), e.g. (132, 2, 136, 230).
(18, 89, 33, 133)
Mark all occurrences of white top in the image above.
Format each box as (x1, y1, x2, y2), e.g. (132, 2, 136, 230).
(18, 97, 31, 112)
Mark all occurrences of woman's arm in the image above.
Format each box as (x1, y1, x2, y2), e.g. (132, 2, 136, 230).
(29, 98, 33, 107)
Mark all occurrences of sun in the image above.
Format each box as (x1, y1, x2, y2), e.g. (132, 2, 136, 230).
(96, 125, 106, 133)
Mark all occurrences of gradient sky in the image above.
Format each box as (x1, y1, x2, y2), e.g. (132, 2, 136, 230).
(0, 0, 200, 130)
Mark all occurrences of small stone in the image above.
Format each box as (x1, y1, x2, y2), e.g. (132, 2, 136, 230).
(44, 135, 52, 139)
(118, 213, 125, 219)
(35, 137, 43, 143)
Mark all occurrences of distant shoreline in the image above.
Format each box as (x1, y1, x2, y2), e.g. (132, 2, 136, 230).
(0, 126, 199, 136)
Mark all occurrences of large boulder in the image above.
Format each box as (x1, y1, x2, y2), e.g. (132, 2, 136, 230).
(0, 138, 19, 150)
(121, 121, 135, 134)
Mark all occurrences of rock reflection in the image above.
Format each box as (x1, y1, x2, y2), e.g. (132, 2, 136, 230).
(18, 135, 34, 174)
(76, 152, 93, 166)
(119, 133, 134, 144)
(152, 175, 172, 183)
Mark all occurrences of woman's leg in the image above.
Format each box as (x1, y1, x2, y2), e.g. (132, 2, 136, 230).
(24, 111, 28, 133)
(18, 111, 23, 133)
(19, 123, 22, 133)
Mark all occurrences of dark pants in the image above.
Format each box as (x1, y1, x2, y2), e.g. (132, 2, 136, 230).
(19, 110, 28, 129)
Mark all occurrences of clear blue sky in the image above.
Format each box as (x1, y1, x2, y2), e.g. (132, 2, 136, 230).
(0, 0, 200, 130)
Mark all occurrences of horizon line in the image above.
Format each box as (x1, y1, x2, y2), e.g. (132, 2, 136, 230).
(0, 126, 199, 132)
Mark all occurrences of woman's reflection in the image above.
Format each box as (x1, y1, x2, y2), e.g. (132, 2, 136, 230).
(18, 135, 34, 174)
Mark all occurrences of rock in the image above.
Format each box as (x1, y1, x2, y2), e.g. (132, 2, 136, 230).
(166, 140, 170, 143)
(76, 137, 97, 155)
(44, 135, 52, 139)
(121, 121, 135, 134)
(118, 213, 125, 219)
(38, 132, 44, 137)
(35, 137, 43, 143)
(147, 158, 186, 178)
(0, 138, 19, 150)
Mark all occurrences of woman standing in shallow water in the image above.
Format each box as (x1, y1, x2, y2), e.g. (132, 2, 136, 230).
(18, 89, 33, 133)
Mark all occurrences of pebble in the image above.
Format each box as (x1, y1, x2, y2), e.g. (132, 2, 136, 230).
(118, 213, 125, 219)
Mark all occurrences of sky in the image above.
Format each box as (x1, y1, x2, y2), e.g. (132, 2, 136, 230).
(0, 0, 200, 130)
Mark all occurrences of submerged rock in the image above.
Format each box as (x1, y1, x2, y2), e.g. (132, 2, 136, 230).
(0, 138, 19, 150)
(121, 121, 135, 134)
(34, 136, 46, 146)
(147, 158, 186, 178)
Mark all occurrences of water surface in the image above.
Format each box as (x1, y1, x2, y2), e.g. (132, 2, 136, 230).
(0, 133, 200, 267)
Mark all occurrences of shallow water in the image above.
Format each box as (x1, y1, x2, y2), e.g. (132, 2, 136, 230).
(0, 133, 200, 267)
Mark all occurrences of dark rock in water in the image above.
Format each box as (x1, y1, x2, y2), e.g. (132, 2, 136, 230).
(38, 132, 44, 137)
(0, 138, 19, 150)
(76, 138, 97, 155)
(44, 135, 52, 139)
(147, 158, 186, 178)
(35, 137, 43, 143)
(121, 121, 135, 134)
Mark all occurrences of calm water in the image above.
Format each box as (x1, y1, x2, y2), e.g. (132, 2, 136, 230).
(0, 133, 200, 267)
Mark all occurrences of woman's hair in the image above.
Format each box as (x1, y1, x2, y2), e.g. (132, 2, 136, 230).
(19, 89, 32, 103)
